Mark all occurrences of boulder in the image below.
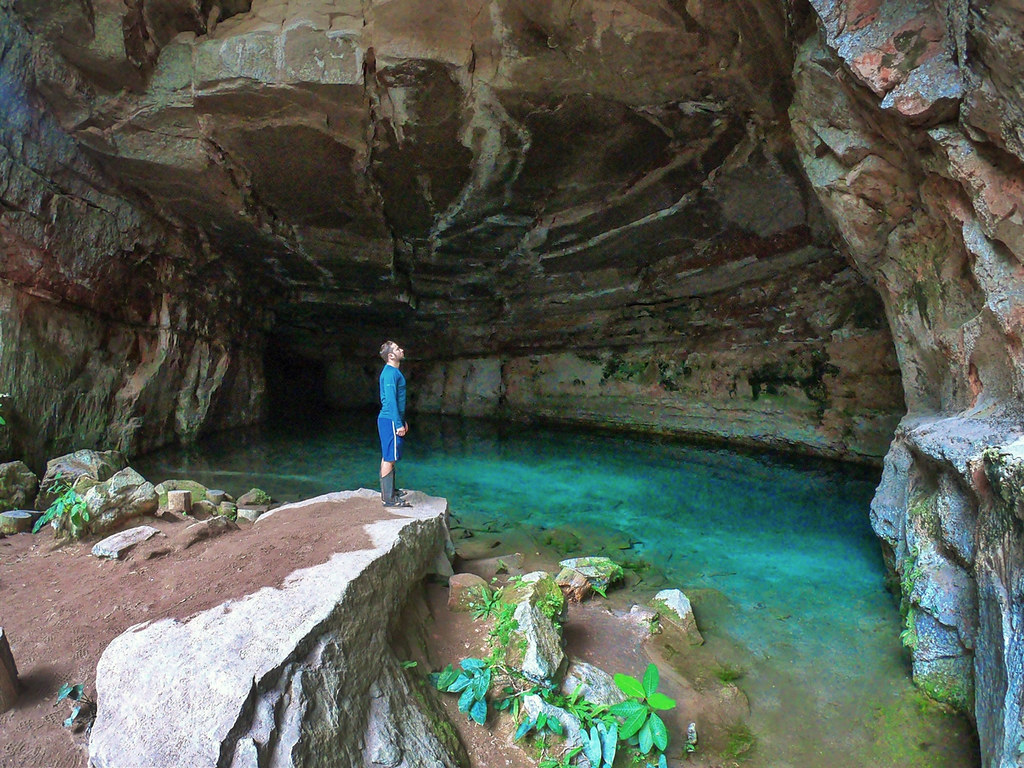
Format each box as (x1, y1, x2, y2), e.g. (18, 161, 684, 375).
(89, 490, 460, 768)
(626, 605, 661, 636)
(235, 506, 267, 523)
(447, 573, 489, 612)
(651, 589, 704, 645)
(91, 526, 161, 560)
(36, 450, 126, 510)
(0, 461, 38, 511)
(492, 572, 567, 685)
(559, 659, 627, 708)
(556, 557, 624, 602)
(237, 488, 272, 506)
(80, 468, 158, 536)
(521, 694, 584, 753)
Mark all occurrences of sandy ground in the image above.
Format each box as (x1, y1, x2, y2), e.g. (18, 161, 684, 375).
(0, 496, 398, 768)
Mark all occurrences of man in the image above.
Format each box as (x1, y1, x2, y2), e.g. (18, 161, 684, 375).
(378, 340, 411, 507)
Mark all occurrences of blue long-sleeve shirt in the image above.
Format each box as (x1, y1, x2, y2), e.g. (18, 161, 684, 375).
(379, 365, 406, 423)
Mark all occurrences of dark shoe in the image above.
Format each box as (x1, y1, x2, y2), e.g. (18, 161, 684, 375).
(383, 497, 411, 508)
(394, 487, 407, 498)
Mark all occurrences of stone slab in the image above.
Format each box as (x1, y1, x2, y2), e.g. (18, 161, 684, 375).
(91, 526, 161, 560)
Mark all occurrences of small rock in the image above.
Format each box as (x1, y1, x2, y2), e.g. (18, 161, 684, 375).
(556, 556, 623, 602)
(0, 510, 35, 535)
(237, 488, 272, 506)
(91, 526, 161, 559)
(235, 506, 267, 523)
(447, 573, 489, 612)
(521, 694, 583, 751)
(651, 589, 703, 645)
(167, 490, 192, 516)
(207, 489, 227, 505)
(192, 500, 217, 519)
(217, 501, 237, 520)
(172, 516, 237, 550)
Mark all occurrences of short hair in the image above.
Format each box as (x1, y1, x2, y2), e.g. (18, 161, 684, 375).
(380, 340, 397, 361)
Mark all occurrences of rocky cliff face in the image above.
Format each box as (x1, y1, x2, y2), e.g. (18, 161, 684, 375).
(789, 0, 1024, 764)
(0, 6, 266, 468)
(1, 0, 905, 462)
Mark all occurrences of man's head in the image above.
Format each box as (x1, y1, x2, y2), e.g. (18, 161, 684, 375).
(380, 340, 405, 364)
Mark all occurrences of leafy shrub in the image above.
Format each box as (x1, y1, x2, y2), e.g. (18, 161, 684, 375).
(33, 479, 90, 539)
(57, 683, 95, 731)
(610, 663, 676, 756)
(431, 658, 492, 724)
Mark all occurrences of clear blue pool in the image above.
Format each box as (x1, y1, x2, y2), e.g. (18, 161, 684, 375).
(133, 411, 977, 767)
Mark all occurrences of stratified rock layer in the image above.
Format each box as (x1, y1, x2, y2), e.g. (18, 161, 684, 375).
(89, 490, 459, 768)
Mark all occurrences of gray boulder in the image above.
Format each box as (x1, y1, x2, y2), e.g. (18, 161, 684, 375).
(80, 468, 158, 536)
(36, 449, 127, 510)
(0, 461, 37, 511)
(91, 526, 161, 560)
(89, 490, 462, 768)
(560, 659, 627, 707)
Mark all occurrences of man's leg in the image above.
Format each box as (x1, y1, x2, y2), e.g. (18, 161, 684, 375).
(380, 458, 395, 503)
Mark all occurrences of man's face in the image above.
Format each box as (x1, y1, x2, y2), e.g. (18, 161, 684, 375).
(391, 344, 405, 362)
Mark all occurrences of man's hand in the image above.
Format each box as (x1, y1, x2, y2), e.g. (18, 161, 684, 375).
(397, 423, 409, 437)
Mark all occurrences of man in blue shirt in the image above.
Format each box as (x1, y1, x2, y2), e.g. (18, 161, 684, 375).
(378, 340, 411, 507)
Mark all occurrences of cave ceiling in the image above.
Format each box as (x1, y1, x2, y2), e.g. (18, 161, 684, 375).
(9, 0, 878, 361)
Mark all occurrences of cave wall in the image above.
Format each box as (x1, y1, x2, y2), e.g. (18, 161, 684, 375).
(0, 9, 266, 469)
(789, 0, 1024, 764)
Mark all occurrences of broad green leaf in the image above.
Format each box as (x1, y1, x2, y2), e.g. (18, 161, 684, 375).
(547, 717, 564, 736)
(461, 657, 487, 671)
(658, 753, 668, 768)
(581, 726, 602, 765)
(537, 712, 547, 730)
(472, 671, 490, 699)
(514, 718, 534, 741)
(437, 665, 458, 690)
(57, 683, 74, 702)
(642, 664, 659, 698)
(70, 684, 84, 701)
(614, 673, 645, 699)
(470, 698, 487, 724)
(449, 674, 472, 693)
(638, 720, 654, 755)
(609, 700, 645, 718)
(619, 707, 647, 740)
(599, 722, 618, 767)
(649, 713, 669, 751)
(647, 692, 676, 711)
(400, 660, 417, 669)
(458, 688, 475, 712)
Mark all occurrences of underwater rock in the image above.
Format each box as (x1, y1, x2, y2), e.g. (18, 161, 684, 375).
(651, 589, 704, 646)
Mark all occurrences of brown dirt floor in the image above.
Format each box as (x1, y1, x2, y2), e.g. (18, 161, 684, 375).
(0, 497, 399, 768)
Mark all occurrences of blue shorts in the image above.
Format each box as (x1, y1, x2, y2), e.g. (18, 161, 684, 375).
(378, 417, 404, 462)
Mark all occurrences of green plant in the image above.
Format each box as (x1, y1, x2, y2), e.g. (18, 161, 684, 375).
(431, 658, 492, 724)
(469, 585, 503, 620)
(900, 609, 918, 651)
(57, 683, 95, 731)
(713, 662, 744, 683)
(610, 664, 676, 757)
(515, 709, 566, 741)
(579, 720, 618, 767)
(538, 746, 583, 768)
(724, 723, 756, 759)
(33, 479, 90, 538)
(244, 487, 272, 505)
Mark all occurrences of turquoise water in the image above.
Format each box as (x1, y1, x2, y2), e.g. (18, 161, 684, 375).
(134, 411, 976, 767)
